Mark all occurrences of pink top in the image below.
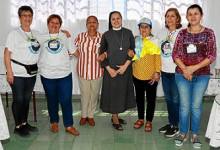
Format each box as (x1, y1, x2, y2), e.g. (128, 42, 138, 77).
(172, 28, 216, 76)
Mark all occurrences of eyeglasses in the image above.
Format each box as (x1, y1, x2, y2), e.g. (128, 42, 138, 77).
(21, 14, 33, 18)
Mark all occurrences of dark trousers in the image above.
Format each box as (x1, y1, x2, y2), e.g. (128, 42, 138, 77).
(133, 76, 158, 122)
(161, 72, 179, 126)
(10, 76, 36, 126)
(41, 73, 73, 127)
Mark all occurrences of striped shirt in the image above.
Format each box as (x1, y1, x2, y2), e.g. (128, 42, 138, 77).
(74, 32, 103, 80)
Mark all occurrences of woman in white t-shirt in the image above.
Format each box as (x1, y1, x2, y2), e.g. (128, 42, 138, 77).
(4, 6, 40, 137)
(38, 14, 79, 136)
(158, 8, 182, 137)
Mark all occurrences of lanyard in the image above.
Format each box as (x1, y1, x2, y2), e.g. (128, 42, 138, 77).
(166, 29, 177, 41)
(20, 27, 34, 41)
(49, 32, 60, 40)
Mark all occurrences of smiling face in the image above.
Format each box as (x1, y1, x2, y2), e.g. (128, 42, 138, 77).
(139, 24, 151, 38)
(110, 12, 122, 28)
(86, 16, 99, 32)
(48, 17, 61, 34)
(186, 8, 203, 27)
(165, 10, 178, 29)
(19, 10, 33, 27)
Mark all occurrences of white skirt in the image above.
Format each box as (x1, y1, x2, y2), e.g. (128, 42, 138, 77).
(0, 95, 10, 140)
(205, 94, 220, 148)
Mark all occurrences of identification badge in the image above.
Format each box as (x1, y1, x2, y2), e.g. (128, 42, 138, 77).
(49, 40, 58, 49)
(96, 43, 100, 47)
(187, 44, 197, 53)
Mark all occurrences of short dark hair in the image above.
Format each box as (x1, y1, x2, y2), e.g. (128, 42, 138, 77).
(47, 14, 63, 26)
(108, 11, 122, 30)
(18, 5, 33, 17)
(165, 8, 182, 29)
(86, 16, 99, 24)
(187, 4, 203, 27)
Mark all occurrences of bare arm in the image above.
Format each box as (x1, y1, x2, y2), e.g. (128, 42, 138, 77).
(4, 48, 14, 84)
(73, 50, 80, 58)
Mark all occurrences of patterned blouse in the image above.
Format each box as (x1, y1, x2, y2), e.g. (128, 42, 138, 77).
(172, 28, 216, 76)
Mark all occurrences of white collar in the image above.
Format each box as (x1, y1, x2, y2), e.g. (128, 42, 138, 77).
(113, 27, 122, 31)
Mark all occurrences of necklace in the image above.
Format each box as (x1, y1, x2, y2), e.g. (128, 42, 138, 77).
(189, 25, 203, 34)
(113, 30, 123, 50)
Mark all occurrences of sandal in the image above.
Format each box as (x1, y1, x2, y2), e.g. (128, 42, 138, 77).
(145, 121, 152, 132)
(191, 136, 201, 149)
(111, 118, 127, 124)
(175, 135, 187, 147)
(112, 123, 123, 131)
(134, 120, 144, 129)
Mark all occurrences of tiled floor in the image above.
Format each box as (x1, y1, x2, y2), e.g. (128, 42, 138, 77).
(1, 96, 219, 150)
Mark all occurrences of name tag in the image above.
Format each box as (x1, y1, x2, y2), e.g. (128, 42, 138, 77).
(50, 40, 58, 49)
(187, 44, 197, 53)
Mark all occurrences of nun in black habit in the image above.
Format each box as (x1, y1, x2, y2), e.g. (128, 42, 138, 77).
(99, 11, 136, 130)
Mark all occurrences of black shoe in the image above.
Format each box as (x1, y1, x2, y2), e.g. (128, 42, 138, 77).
(164, 125, 179, 137)
(159, 124, 171, 133)
(23, 123, 38, 132)
(14, 126, 30, 137)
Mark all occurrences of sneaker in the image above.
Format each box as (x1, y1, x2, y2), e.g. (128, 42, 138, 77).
(164, 125, 179, 137)
(23, 123, 38, 132)
(14, 126, 30, 137)
(159, 124, 171, 133)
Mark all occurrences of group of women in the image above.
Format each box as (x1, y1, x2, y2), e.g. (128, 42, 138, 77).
(98, 4, 216, 149)
(1, 3, 216, 149)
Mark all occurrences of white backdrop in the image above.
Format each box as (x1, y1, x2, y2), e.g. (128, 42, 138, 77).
(0, 0, 219, 96)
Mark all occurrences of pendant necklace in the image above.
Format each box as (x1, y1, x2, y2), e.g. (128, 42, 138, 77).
(113, 31, 123, 50)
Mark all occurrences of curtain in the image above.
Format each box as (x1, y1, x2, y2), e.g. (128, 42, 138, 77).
(1, 0, 214, 95)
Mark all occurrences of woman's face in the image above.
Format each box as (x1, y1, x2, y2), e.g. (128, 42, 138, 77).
(19, 11, 33, 27)
(86, 16, 99, 31)
(186, 8, 203, 27)
(48, 18, 61, 34)
(139, 24, 151, 38)
(165, 11, 178, 28)
(110, 13, 122, 28)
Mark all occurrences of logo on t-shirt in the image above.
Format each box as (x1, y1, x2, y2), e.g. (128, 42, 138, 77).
(45, 38, 64, 54)
(27, 36, 40, 54)
(160, 38, 174, 58)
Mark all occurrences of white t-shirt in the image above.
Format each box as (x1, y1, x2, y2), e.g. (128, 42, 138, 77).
(158, 28, 181, 73)
(5, 27, 41, 77)
(38, 32, 76, 79)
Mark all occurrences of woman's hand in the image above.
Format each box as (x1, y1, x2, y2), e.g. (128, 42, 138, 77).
(7, 71, 14, 84)
(97, 53, 106, 62)
(148, 72, 160, 85)
(106, 66, 117, 78)
(127, 49, 134, 58)
(182, 66, 197, 81)
(116, 64, 128, 75)
(116, 60, 131, 75)
(61, 30, 71, 38)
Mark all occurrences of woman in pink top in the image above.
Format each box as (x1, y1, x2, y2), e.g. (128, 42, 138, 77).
(172, 4, 216, 148)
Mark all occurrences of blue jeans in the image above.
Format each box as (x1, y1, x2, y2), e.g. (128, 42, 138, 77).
(175, 73, 210, 135)
(41, 73, 73, 127)
(10, 76, 36, 126)
(161, 72, 179, 126)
